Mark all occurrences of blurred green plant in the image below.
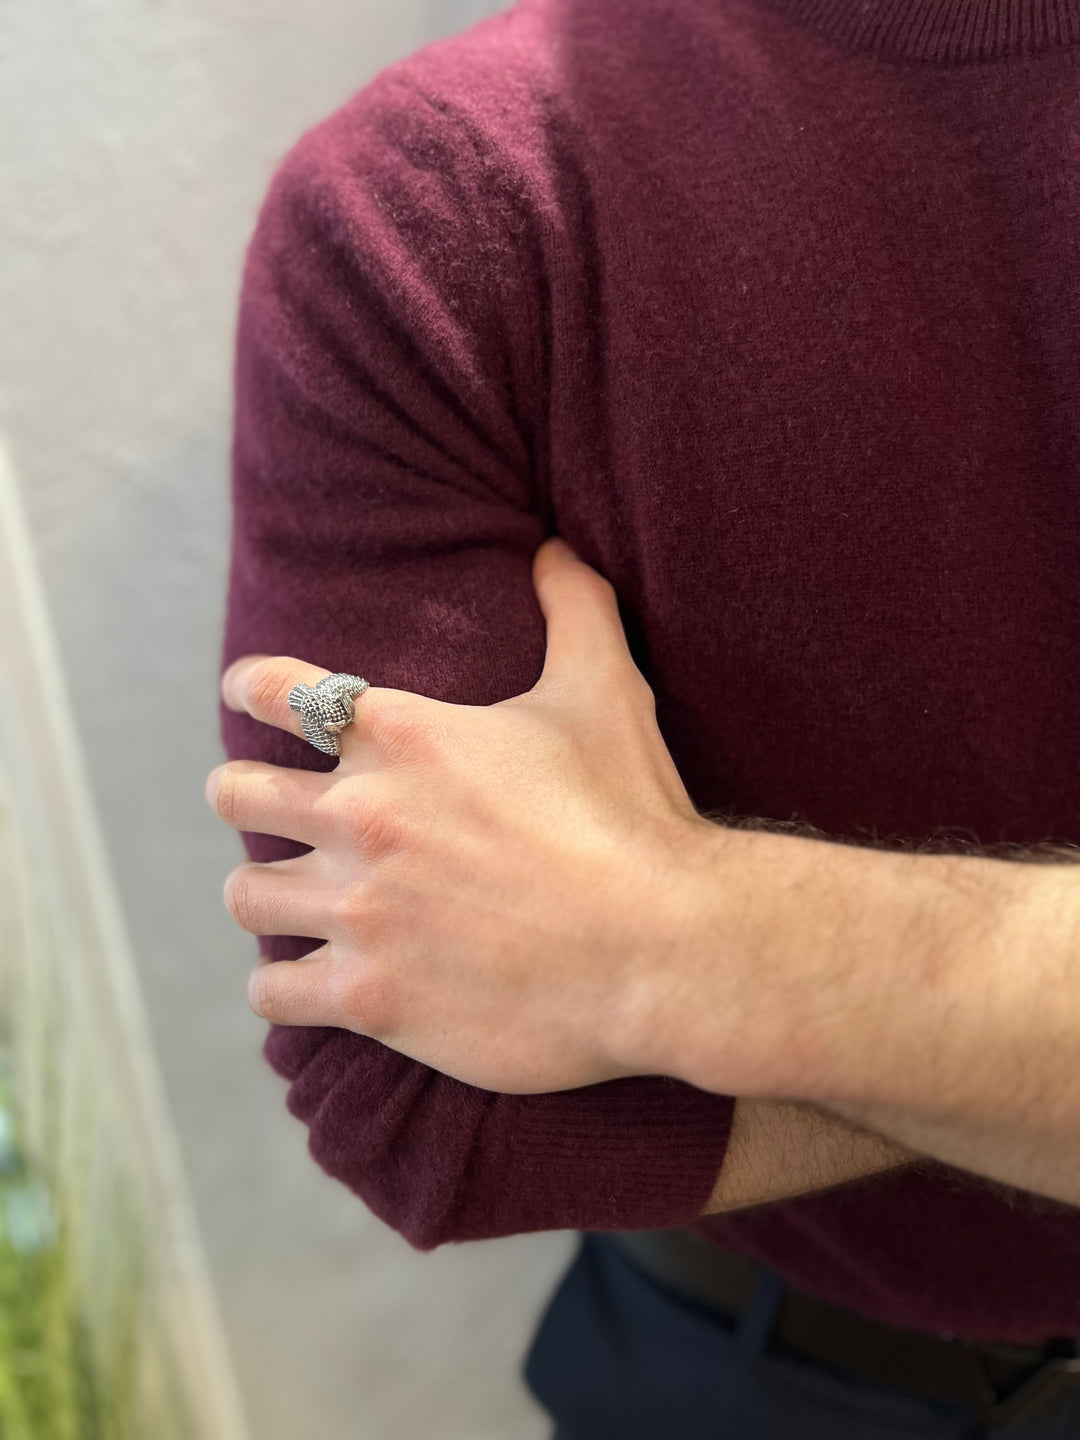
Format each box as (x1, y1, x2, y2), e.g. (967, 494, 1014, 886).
(0, 1069, 138, 1440)
(0, 449, 246, 1440)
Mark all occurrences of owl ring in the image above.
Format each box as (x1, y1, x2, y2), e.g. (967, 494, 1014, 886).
(287, 673, 370, 757)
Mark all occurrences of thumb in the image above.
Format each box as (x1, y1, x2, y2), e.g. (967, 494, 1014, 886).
(531, 536, 637, 695)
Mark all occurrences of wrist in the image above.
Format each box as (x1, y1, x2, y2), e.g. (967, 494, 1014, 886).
(664, 820, 885, 1100)
(613, 817, 823, 1096)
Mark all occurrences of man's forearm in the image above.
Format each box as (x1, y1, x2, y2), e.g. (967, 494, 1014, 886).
(666, 824, 1080, 1208)
(701, 1098, 918, 1215)
(812, 847, 1080, 1204)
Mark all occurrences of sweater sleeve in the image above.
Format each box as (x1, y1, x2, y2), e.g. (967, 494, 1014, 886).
(220, 66, 734, 1248)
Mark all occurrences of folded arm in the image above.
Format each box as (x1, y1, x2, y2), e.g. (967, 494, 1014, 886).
(222, 67, 736, 1247)
(225, 63, 984, 1239)
(661, 824, 1080, 1211)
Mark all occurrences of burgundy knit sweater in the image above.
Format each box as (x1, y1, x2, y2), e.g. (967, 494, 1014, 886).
(220, 0, 1080, 1343)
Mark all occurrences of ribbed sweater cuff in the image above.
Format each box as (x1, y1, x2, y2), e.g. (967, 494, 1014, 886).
(265, 1024, 735, 1249)
(454, 1076, 736, 1244)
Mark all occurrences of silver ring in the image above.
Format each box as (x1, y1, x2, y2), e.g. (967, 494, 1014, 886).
(287, 673, 370, 756)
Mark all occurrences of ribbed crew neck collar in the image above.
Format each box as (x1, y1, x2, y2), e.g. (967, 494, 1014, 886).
(754, 0, 1080, 63)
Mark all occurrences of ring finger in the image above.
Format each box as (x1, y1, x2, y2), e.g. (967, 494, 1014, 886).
(223, 855, 333, 940)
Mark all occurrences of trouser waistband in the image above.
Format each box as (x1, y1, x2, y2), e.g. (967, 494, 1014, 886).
(607, 1228, 1080, 1431)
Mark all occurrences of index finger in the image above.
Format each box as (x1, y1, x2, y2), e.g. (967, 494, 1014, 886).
(222, 654, 343, 744)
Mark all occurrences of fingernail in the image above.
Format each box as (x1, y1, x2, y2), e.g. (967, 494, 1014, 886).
(205, 764, 226, 807)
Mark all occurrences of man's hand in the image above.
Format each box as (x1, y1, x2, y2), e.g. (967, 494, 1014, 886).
(207, 536, 719, 1094)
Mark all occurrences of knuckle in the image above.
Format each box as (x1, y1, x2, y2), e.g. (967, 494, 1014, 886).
(248, 659, 292, 719)
(346, 885, 393, 943)
(625, 663, 657, 707)
(344, 789, 410, 857)
(595, 652, 653, 706)
(223, 864, 261, 931)
(329, 881, 367, 933)
(359, 690, 403, 744)
(248, 963, 280, 1021)
(592, 570, 618, 603)
(214, 768, 242, 827)
(338, 966, 396, 1041)
(364, 693, 448, 765)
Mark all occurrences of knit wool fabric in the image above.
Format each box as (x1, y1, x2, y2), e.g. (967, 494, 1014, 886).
(220, 0, 1080, 1343)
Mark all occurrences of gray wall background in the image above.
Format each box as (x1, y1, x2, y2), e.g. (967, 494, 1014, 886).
(0, 3, 573, 1436)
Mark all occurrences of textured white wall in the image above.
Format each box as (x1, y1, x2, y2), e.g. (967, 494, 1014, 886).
(0, 3, 572, 1437)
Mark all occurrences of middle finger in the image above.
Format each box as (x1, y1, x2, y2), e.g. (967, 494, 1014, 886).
(207, 760, 339, 848)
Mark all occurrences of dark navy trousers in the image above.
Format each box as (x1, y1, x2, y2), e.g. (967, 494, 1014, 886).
(523, 1235, 1080, 1440)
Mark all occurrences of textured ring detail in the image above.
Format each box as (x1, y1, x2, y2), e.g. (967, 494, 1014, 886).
(287, 673, 370, 756)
